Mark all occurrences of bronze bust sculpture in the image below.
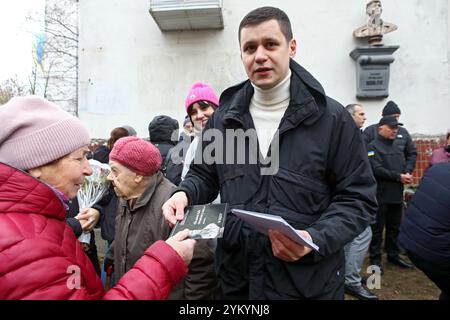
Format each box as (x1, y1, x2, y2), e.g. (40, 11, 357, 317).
(353, 0, 397, 45)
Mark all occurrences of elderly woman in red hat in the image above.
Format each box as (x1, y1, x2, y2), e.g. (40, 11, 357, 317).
(0, 95, 195, 299)
(103, 135, 220, 299)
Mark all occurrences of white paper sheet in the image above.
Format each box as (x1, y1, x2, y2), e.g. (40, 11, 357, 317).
(232, 209, 319, 251)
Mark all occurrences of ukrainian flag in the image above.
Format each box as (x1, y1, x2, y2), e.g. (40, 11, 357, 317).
(32, 33, 46, 70)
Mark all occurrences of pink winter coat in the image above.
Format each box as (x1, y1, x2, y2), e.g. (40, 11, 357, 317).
(0, 162, 187, 300)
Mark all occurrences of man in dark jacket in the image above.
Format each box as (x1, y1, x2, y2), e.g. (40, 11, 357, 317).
(399, 162, 450, 300)
(162, 6, 377, 300)
(343, 104, 378, 300)
(367, 116, 414, 271)
(363, 100, 417, 174)
(148, 115, 179, 171)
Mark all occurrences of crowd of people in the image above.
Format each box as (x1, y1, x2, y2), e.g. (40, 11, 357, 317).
(0, 6, 448, 300)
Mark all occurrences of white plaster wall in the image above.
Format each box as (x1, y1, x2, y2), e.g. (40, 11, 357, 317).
(79, 0, 450, 138)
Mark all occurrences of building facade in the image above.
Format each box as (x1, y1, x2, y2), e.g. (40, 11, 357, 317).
(78, 0, 450, 143)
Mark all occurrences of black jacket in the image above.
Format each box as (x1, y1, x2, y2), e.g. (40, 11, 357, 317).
(177, 60, 377, 299)
(165, 132, 193, 185)
(91, 144, 118, 243)
(67, 197, 101, 276)
(399, 162, 450, 269)
(363, 124, 417, 173)
(92, 145, 111, 164)
(93, 186, 119, 243)
(367, 135, 406, 204)
(148, 115, 179, 166)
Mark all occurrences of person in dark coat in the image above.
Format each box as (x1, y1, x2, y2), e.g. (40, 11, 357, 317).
(363, 100, 417, 175)
(162, 6, 377, 300)
(67, 197, 101, 276)
(148, 115, 179, 172)
(367, 116, 414, 271)
(165, 116, 194, 186)
(399, 162, 450, 300)
(343, 104, 378, 300)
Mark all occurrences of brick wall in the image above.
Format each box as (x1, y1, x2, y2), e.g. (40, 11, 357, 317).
(411, 136, 447, 186)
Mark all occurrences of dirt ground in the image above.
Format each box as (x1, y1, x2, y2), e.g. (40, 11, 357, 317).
(345, 254, 441, 300)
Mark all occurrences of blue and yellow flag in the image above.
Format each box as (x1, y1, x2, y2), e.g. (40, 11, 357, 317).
(32, 33, 46, 70)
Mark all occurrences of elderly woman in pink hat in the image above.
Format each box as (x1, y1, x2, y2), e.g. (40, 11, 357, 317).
(0, 95, 195, 300)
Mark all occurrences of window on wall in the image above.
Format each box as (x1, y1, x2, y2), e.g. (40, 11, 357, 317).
(149, 0, 224, 31)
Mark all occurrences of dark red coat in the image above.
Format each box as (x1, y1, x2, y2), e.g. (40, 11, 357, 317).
(0, 162, 187, 300)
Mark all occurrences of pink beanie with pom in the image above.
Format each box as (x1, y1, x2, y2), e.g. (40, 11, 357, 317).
(184, 82, 219, 114)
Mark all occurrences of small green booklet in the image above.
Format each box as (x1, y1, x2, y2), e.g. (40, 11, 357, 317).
(170, 203, 228, 239)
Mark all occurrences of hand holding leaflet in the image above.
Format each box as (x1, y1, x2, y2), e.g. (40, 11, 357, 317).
(231, 209, 319, 251)
(171, 203, 228, 239)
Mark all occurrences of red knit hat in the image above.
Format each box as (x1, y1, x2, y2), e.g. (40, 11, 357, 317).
(184, 82, 219, 114)
(109, 136, 161, 176)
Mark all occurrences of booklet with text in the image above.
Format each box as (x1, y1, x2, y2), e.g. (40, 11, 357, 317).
(231, 208, 319, 251)
(170, 203, 228, 239)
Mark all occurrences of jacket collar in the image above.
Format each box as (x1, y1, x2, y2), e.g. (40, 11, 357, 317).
(120, 171, 165, 213)
(221, 59, 327, 132)
(376, 134, 395, 145)
(0, 162, 67, 220)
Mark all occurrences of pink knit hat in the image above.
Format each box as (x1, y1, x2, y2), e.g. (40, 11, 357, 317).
(0, 95, 90, 171)
(109, 136, 162, 176)
(184, 82, 219, 114)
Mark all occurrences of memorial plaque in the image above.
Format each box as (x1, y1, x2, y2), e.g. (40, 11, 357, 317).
(359, 65, 389, 97)
(350, 46, 399, 98)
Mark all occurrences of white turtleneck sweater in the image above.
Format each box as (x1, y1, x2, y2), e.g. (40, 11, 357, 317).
(250, 70, 291, 158)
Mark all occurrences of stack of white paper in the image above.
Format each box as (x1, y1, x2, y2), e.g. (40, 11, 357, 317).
(232, 209, 319, 251)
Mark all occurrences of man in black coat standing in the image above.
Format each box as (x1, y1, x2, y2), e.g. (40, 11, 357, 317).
(363, 100, 417, 175)
(343, 104, 378, 300)
(162, 6, 377, 299)
(367, 116, 414, 271)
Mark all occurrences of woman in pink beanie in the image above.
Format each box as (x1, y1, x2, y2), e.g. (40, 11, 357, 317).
(179, 83, 221, 299)
(185, 82, 219, 131)
(0, 95, 195, 300)
(182, 82, 219, 180)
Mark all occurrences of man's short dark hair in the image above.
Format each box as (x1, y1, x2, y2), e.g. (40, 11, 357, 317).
(345, 104, 362, 116)
(238, 6, 293, 43)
